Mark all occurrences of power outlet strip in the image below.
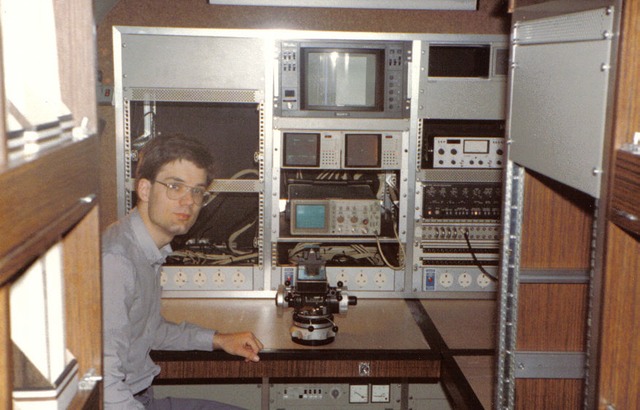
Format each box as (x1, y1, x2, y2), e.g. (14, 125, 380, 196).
(422, 266, 497, 292)
(278, 266, 397, 291)
(328, 267, 396, 291)
(161, 266, 253, 291)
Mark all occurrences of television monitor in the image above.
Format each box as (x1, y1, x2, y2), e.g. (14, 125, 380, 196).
(344, 133, 381, 168)
(279, 40, 410, 118)
(302, 48, 383, 112)
(283, 132, 320, 167)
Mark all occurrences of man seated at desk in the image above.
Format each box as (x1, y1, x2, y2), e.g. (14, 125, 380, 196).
(102, 134, 264, 409)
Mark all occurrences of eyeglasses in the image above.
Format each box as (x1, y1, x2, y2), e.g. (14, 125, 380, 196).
(154, 180, 211, 206)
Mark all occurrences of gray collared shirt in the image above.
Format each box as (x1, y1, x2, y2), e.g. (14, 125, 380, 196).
(102, 209, 215, 409)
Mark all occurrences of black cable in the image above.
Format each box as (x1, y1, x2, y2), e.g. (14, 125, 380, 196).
(463, 230, 499, 282)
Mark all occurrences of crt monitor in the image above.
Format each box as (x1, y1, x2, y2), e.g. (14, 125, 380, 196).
(283, 132, 320, 167)
(279, 40, 410, 118)
(301, 47, 384, 112)
(293, 202, 328, 232)
(344, 133, 381, 168)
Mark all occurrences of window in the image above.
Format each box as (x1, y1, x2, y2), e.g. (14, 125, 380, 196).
(1, 0, 73, 163)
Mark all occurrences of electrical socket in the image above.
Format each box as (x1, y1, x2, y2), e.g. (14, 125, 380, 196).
(334, 271, 349, 286)
(438, 272, 454, 288)
(212, 270, 226, 286)
(477, 273, 492, 288)
(193, 270, 207, 287)
(374, 272, 387, 287)
(232, 271, 246, 287)
(457, 272, 473, 288)
(355, 272, 368, 288)
(174, 270, 188, 287)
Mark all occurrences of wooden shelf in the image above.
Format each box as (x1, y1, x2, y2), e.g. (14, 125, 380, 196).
(610, 150, 640, 236)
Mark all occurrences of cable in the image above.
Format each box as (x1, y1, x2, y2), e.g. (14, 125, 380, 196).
(376, 234, 404, 270)
(463, 230, 499, 282)
(393, 223, 406, 268)
(203, 168, 259, 207)
(170, 250, 258, 265)
(227, 219, 257, 255)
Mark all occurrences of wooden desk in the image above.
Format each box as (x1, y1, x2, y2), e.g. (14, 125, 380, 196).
(153, 298, 495, 408)
(155, 298, 438, 380)
(422, 300, 496, 409)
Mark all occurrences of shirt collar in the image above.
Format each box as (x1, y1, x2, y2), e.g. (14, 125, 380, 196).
(130, 208, 173, 266)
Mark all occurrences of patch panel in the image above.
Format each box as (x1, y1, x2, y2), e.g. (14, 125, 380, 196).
(422, 266, 497, 292)
(161, 266, 253, 291)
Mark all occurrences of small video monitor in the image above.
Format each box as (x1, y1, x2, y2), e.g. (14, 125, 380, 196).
(344, 133, 381, 168)
(293, 202, 328, 232)
(295, 203, 326, 229)
(283, 132, 321, 167)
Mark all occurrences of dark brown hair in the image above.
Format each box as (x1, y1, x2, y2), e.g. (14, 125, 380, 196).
(135, 134, 215, 184)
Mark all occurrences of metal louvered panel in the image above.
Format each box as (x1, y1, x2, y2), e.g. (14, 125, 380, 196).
(208, 179, 262, 193)
(128, 87, 262, 103)
(514, 7, 614, 45)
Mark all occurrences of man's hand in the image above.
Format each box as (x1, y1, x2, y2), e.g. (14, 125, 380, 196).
(213, 332, 264, 362)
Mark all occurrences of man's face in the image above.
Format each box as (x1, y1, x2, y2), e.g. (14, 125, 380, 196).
(139, 159, 208, 247)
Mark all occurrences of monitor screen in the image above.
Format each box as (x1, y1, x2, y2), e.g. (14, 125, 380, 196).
(428, 45, 491, 78)
(294, 204, 327, 230)
(302, 48, 383, 111)
(344, 133, 381, 168)
(283, 132, 320, 167)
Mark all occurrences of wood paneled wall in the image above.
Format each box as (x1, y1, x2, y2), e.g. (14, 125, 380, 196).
(516, 379, 584, 409)
(520, 171, 594, 270)
(516, 170, 594, 409)
(598, 224, 640, 410)
(0, 287, 10, 408)
(54, 0, 97, 133)
(63, 206, 103, 380)
(0, 37, 5, 168)
(597, 0, 640, 407)
(517, 284, 588, 352)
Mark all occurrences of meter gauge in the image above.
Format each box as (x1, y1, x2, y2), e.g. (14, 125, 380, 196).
(349, 384, 369, 403)
(371, 384, 390, 403)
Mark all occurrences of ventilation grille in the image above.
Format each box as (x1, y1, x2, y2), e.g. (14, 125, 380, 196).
(208, 179, 262, 193)
(420, 169, 502, 183)
(515, 7, 614, 45)
(128, 87, 262, 103)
